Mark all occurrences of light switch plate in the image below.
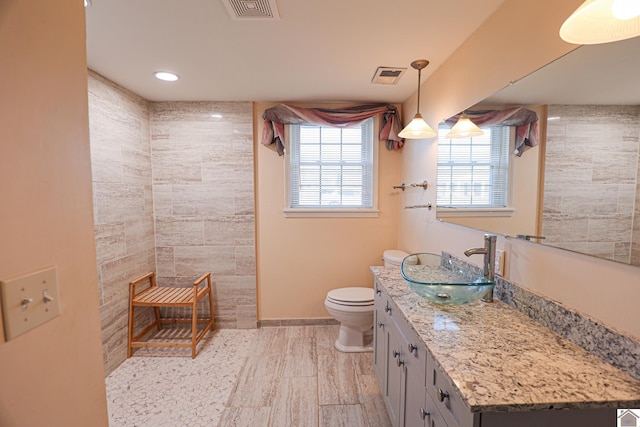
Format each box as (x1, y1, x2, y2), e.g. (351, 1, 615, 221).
(0, 266, 61, 341)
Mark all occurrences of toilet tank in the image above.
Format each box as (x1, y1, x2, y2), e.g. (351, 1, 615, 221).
(383, 250, 409, 267)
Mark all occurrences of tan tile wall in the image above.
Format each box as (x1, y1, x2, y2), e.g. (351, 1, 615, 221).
(88, 71, 156, 375)
(543, 105, 640, 264)
(633, 142, 640, 266)
(89, 73, 257, 375)
(150, 102, 256, 329)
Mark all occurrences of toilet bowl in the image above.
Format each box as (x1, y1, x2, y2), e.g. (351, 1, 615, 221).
(324, 287, 374, 353)
(383, 249, 409, 267)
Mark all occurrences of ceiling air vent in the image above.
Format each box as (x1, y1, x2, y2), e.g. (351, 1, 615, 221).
(222, 0, 280, 20)
(371, 67, 407, 85)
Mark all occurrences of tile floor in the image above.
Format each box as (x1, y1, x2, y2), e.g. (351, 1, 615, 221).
(106, 325, 392, 427)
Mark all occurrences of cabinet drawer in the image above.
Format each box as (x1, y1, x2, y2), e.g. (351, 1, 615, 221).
(426, 352, 475, 427)
(374, 279, 393, 321)
(394, 308, 427, 366)
(423, 390, 449, 427)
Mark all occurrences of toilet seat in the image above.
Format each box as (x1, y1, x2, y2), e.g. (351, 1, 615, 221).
(326, 287, 374, 306)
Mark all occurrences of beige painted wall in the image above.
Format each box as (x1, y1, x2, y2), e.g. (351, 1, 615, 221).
(0, 1, 108, 425)
(400, 0, 640, 339)
(255, 103, 401, 320)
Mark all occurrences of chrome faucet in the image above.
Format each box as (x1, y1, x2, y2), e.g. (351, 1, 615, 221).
(464, 234, 497, 302)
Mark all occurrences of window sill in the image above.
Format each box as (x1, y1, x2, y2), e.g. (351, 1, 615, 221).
(284, 208, 379, 218)
(436, 207, 515, 218)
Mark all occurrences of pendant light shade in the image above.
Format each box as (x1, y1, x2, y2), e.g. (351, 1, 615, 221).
(445, 113, 483, 139)
(560, 0, 640, 44)
(399, 113, 437, 139)
(399, 60, 437, 139)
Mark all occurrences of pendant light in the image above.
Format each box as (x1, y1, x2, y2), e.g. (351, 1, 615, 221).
(445, 112, 483, 139)
(560, 0, 640, 44)
(398, 60, 437, 139)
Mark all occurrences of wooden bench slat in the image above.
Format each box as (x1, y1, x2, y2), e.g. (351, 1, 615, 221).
(135, 287, 193, 305)
(156, 287, 189, 303)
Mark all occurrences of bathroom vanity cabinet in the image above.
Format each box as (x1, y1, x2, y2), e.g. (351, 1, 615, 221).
(374, 280, 429, 427)
(372, 273, 636, 427)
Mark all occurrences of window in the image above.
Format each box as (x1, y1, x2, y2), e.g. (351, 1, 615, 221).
(437, 126, 511, 212)
(285, 118, 378, 217)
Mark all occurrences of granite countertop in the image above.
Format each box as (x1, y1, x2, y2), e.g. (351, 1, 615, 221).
(371, 266, 640, 413)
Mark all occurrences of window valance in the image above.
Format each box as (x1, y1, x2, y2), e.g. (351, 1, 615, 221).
(444, 107, 539, 157)
(261, 104, 403, 155)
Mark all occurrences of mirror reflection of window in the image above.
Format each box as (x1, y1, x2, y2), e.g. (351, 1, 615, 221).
(438, 36, 640, 266)
(436, 126, 510, 209)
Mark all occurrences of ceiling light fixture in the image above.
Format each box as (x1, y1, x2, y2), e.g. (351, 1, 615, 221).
(445, 112, 484, 139)
(154, 71, 179, 82)
(398, 60, 437, 140)
(560, 0, 640, 44)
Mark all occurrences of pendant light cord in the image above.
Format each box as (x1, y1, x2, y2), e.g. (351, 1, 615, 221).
(416, 68, 421, 115)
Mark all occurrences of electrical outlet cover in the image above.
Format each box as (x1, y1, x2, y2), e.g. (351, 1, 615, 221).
(494, 250, 505, 276)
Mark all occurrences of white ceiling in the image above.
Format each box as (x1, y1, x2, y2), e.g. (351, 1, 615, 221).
(85, 0, 506, 103)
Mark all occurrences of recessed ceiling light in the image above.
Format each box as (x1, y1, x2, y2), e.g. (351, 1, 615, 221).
(154, 71, 179, 82)
(211, 114, 223, 118)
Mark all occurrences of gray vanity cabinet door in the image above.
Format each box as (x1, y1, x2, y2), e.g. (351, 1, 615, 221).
(424, 391, 449, 427)
(373, 281, 387, 388)
(385, 320, 405, 427)
(402, 338, 427, 427)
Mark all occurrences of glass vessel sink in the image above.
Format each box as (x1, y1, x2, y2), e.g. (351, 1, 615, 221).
(400, 253, 494, 305)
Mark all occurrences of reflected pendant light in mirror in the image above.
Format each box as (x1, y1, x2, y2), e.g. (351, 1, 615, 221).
(560, 0, 640, 44)
(398, 60, 437, 139)
(445, 112, 484, 138)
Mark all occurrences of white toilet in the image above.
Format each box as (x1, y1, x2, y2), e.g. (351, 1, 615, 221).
(324, 287, 375, 352)
(383, 249, 409, 267)
(324, 249, 409, 353)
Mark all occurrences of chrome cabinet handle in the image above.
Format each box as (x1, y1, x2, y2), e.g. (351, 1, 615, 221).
(376, 289, 381, 296)
(377, 321, 385, 328)
(408, 343, 418, 354)
(420, 408, 430, 420)
(392, 350, 400, 358)
(384, 304, 391, 313)
(396, 357, 405, 367)
(437, 388, 450, 402)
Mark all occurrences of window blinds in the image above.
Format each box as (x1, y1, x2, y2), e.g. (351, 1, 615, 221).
(437, 126, 510, 207)
(290, 119, 374, 208)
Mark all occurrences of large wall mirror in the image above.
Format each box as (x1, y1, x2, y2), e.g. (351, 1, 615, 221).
(438, 36, 640, 267)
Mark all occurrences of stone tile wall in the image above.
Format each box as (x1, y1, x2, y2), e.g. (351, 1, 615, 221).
(544, 105, 640, 264)
(88, 71, 156, 375)
(633, 148, 640, 265)
(89, 72, 257, 375)
(150, 102, 256, 329)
